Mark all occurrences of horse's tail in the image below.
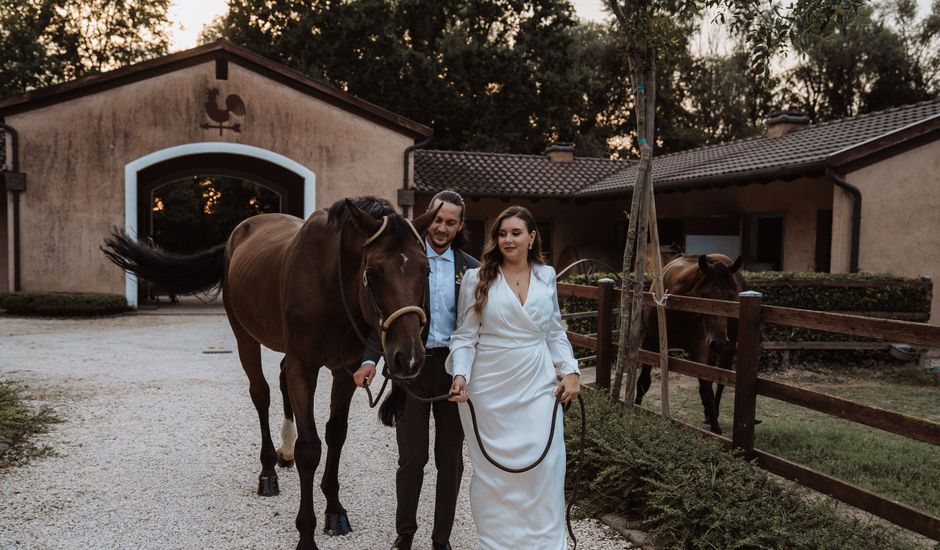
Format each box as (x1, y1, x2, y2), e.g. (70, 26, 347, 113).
(378, 382, 405, 427)
(101, 230, 226, 296)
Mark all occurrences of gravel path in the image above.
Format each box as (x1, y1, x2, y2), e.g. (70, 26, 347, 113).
(0, 314, 632, 549)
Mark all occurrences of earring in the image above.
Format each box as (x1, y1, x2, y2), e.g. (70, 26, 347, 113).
(528, 242, 533, 250)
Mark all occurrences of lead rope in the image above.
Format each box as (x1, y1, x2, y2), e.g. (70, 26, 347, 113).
(380, 378, 585, 549)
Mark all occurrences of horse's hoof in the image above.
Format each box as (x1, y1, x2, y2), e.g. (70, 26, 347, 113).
(277, 454, 295, 468)
(257, 475, 280, 496)
(322, 512, 353, 536)
(711, 425, 723, 435)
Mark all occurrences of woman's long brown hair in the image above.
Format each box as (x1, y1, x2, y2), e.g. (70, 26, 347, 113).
(474, 206, 544, 316)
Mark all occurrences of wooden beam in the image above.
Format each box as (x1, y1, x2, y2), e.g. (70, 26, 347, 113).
(557, 282, 603, 300)
(757, 378, 940, 446)
(641, 292, 740, 318)
(638, 350, 736, 386)
(754, 450, 940, 540)
(761, 341, 891, 350)
(761, 306, 940, 348)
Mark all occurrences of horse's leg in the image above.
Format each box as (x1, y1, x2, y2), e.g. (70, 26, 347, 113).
(693, 344, 722, 434)
(277, 357, 297, 468)
(634, 364, 653, 405)
(286, 356, 322, 550)
(231, 323, 280, 496)
(713, 343, 736, 423)
(320, 370, 357, 536)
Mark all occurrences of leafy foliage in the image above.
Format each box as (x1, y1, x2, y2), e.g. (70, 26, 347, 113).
(0, 0, 171, 98)
(782, 0, 939, 120)
(565, 388, 922, 549)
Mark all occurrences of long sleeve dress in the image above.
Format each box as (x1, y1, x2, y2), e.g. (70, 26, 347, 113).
(445, 263, 579, 550)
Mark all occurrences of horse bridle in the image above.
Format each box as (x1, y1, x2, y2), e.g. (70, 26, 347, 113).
(338, 214, 428, 364)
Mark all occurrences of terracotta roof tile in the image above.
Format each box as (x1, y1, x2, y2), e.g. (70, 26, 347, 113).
(413, 149, 630, 197)
(414, 99, 940, 198)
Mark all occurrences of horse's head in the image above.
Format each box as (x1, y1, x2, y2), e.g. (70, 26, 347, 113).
(345, 199, 439, 380)
(695, 254, 744, 356)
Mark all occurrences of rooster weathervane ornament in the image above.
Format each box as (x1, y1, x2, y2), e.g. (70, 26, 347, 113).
(201, 88, 245, 135)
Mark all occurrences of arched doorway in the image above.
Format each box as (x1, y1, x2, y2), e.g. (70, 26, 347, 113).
(124, 143, 316, 307)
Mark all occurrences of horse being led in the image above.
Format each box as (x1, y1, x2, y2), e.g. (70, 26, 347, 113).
(636, 254, 744, 434)
(103, 197, 436, 550)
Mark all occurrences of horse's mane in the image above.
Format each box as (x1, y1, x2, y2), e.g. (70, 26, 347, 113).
(326, 196, 413, 244)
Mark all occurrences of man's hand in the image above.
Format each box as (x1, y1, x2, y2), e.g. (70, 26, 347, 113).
(448, 375, 468, 402)
(555, 373, 580, 404)
(353, 363, 376, 388)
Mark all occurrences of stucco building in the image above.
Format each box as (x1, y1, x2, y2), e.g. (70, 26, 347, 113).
(412, 101, 940, 323)
(0, 41, 430, 306)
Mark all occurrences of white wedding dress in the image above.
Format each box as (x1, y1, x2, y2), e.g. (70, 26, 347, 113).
(446, 264, 579, 550)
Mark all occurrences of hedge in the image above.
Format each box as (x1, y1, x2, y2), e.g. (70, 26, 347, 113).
(0, 292, 128, 316)
(565, 388, 920, 549)
(558, 271, 933, 368)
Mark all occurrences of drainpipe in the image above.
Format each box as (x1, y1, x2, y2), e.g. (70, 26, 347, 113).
(400, 137, 432, 218)
(827, 168, 861, 273)
(1, 121, 23, 291)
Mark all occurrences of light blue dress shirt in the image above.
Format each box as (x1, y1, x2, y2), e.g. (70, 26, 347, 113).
(426, 239, 457, 348)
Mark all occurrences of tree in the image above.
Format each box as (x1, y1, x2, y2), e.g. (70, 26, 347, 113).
(605, 0, 866, 405)
(783, 0, 939, 121)
(0, 0, 171, 98)
(217, 0, 636, 155)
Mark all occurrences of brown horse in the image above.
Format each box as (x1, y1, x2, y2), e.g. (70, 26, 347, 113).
(637, 254, 744, 434)
(103, 197, 436, 550)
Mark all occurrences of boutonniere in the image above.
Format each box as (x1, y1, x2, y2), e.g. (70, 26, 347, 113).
(456, 266, 469, 286)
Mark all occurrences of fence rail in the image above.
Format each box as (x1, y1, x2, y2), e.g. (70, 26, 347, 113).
(557, 280, 940, 540)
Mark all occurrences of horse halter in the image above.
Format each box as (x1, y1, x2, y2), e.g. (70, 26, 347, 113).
(338, 214, 428, 362)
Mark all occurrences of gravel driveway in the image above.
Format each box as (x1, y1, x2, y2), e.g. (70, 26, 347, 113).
(0, 313, 631, 549)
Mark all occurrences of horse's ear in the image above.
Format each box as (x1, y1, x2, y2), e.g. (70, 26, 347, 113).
(697, 254, 711, 275)
(412, 202, 443, 239)
(345, 199, 382, 238)
(730, 255, 743, 274)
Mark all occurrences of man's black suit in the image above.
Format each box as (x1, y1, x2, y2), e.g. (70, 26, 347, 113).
(362, 246, 479, 545)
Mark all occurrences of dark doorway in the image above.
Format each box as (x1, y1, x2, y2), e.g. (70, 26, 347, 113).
(150, 176, 280, 253)
(464, 219, 486, 260)
(136, 153, 305, 304)
(815, 210, 833, 272)
(751, 215, 784, 271)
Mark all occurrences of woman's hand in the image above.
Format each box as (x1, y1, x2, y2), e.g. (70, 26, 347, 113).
(555, 373, 580, 404)
(353, 363, 376, 388)
(449, 375, 468, 402)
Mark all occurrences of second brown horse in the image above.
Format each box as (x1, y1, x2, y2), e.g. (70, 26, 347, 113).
(637, 254, 745, 434)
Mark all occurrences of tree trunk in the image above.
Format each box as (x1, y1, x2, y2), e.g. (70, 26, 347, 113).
(611, 47, 656, 406)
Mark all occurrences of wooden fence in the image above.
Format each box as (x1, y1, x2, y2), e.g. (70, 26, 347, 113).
(557, 280, 940, 540)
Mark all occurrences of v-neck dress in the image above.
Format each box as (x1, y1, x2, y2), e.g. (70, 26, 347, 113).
(446, 264, 579, 550)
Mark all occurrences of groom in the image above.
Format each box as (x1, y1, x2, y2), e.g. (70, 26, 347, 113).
(354, 190, 479, 550)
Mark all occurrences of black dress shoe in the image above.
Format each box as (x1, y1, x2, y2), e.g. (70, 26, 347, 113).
(432, 542, 453, 550)
(391, 534, 413, 550)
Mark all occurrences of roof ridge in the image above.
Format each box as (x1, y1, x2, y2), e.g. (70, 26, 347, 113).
(418, 148, 628, 164)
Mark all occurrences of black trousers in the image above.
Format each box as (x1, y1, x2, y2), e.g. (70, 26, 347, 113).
(395, 350, 464, 543)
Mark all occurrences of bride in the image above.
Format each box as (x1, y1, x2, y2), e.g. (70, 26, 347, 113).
(446, 206, 580, 550)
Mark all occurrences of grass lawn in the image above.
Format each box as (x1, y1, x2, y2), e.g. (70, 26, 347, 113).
(636, 365, 940, 518)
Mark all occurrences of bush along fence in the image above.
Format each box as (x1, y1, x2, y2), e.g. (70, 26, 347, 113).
(0, 292, 128, 316)
(560, 272, 934, 369)
(556, 278, 940, 540)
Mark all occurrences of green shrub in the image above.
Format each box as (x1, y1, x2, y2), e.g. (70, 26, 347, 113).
(565, 388, 921, 549)
(0, 292, 127, 316)
(559, 271, 933, 369)
(0, 380, 61, 468)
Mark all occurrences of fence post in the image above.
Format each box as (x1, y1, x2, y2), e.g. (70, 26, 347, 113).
(595, 278, 615, 390)
(732, 290, 763, 454)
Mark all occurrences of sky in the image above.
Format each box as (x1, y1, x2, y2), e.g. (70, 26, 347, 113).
(167, 0, 932, 52)
(167, 0, 611, 51)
